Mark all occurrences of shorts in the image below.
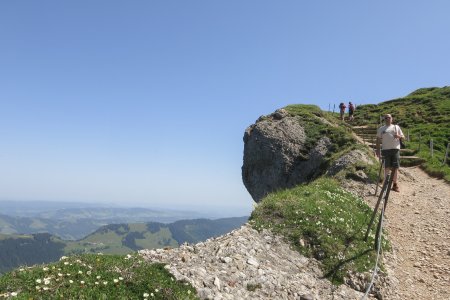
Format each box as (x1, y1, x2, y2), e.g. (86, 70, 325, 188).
(382, 149, 400, 168)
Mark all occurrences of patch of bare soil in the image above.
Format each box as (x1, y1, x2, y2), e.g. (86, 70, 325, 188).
(364, 166, 450, 299)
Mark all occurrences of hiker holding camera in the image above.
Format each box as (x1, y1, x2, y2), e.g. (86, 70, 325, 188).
(375, 114, 405, 192)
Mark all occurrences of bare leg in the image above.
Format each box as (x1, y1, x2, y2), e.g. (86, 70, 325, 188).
(392, 167, 398, 183)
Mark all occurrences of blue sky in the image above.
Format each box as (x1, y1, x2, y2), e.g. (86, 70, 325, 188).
(1, 1, 449, 216)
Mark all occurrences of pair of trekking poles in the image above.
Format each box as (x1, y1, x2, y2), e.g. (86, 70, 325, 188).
(360, 158, 397, 300)
(365, 157, 396, 249)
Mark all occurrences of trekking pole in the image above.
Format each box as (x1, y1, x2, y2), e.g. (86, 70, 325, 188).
(365, 173, 390, 242)
(374, 170, 394, 249)
(374, 158, 384, 196)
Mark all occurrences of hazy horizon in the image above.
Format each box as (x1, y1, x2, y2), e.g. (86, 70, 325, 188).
(1, 1, 449, 217)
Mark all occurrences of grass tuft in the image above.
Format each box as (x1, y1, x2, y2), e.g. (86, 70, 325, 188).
(0, 253, 198, 299)
(250, 177, 388, 284)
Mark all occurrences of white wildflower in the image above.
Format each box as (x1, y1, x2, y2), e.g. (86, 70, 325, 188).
(35, 279, 42, 284)
(11, 292, 18, 297)
(59, 256, 68, 261)
(114, 279, 119, 283)
(143, 293, 149, 298)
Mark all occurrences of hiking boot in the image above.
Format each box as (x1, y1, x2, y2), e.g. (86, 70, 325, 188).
(392, 183, 400, 192)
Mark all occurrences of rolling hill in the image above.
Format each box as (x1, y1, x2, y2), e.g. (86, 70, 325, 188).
(0, 216, 248, 275)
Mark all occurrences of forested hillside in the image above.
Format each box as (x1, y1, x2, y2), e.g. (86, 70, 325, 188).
(0, 234, 65, 274)
(0, 216, 248, 275)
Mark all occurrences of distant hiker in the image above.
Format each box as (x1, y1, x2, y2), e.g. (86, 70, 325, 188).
(376, 114, 405, 192)
(339, 102, 346, 121)
(348, 102, 355, 121)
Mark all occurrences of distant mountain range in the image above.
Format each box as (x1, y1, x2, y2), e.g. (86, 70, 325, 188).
(0, 201, 214, 240)
(0, 201, 249, 275)
(0, 216, 248, 275)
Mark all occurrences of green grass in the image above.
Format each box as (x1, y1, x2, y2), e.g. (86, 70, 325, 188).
(350, 86, 450, 181)
(0, 253, 198, 300)
(284, 104, 356, 161)
(250, 177, 388, 284)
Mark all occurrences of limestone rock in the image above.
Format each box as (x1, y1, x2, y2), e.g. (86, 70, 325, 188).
(139, 224, 374, 299)
(242, 109, 332, 202)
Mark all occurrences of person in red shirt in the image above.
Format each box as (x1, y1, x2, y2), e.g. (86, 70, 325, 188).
(339, 102, 346, 121)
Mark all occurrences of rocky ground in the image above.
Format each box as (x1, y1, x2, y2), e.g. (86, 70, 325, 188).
(139, 166, 448, 300)
(367, 166, 450, 300)
(139, 225, 373, 300)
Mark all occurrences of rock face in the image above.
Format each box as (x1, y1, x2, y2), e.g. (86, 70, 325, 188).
(139, 224, 371, 300)
(327, 149, 374, 177)
(242, 109, 332, 203)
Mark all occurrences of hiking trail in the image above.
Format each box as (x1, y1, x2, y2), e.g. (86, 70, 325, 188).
(364, 166, 450, 299)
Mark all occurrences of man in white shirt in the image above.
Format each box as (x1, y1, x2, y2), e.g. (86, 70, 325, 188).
(375, 114, 405, 192)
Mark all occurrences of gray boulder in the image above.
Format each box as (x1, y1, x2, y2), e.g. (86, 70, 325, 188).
(242, 109, 332, 203)
(326, 149, 374, 177)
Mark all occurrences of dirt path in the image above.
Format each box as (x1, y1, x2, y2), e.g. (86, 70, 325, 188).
(364, 166, 450, 299)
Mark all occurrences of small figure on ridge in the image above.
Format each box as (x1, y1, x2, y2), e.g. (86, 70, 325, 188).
(339, 102, 346, 121)
(348, 102, 355, 121)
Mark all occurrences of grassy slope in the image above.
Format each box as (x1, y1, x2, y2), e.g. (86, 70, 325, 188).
(250, 104, 388, 284)
(65, 223, 178, 255)
(252, 88, 448, 284)
(0, 254, 198, 299)
(352, 86, 450, 181)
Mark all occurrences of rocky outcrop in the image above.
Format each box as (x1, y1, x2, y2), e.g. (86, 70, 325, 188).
(242, 109, 332, 203)
(139, 224, 373, 299)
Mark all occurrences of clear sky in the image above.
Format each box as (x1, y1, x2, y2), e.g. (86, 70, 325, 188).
(1, 1, 449, 216)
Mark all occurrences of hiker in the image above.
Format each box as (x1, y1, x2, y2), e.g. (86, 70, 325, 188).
(348, 102, 355, 121)
(339, 102, 346, 121)
(375, 114, 405, 192)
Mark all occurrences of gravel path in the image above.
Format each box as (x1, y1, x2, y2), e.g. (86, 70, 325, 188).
(364, 166, 450, 299)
